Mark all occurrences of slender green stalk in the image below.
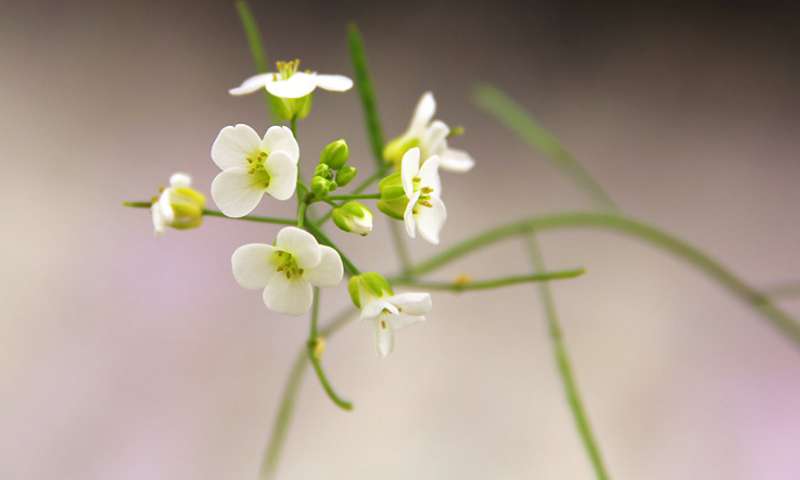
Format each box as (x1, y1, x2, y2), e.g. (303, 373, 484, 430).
(527, 235, 610, 480)
(390, 268, 586, 291)
(123, 201, 295, 225)
(307, 288, 353, 411)
(347, 23, 386, 170)
(326, 193, 380, 201)
(409, 211, 800, 346)
(235, 0, 274, 120)
(473, 85, 618, 211)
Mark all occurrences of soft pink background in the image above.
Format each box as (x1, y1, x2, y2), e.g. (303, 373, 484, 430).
(3, 1, 800, 478)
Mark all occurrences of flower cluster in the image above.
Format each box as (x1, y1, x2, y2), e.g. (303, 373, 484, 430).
(142, 59, 474, 357)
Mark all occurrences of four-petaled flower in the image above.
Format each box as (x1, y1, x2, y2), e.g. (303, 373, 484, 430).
(384, 92, 475, 173)
(151, 172, 205, 235)
(362, 292, 432, 358)
(232, 227, 344, 315)
(229, 59, 353, 99)
(211, 124, 299, 218)
(401, 148, 447, 244)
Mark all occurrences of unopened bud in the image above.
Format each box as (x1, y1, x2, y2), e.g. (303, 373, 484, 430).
(376, 172, 408, 220)
(335, 165, 357, 187)
(320, 139, 349, 169)
(348, 272, 393, 309)
(311, 175, 334, 197)
(332, 201, 373, 236)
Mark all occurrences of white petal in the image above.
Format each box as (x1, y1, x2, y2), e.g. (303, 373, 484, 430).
(401, 147, 421, 199)
(361, 299, 399, 320)
(418, 155, 442, 196)
(229, 73, 275, 96)
(151, 203, 166, 234)
(375, 320, 394, 357)
(408, 92, 436, 136)
(388, 292, 432, 316)
(169, 172, 192, 188)
(264, 151, 298, 201)
(211, 167, 265, 218)
(422, 120, 450, 156)
(231, 244, 276, 289)
(303, 246, 343, 287)
(439, 148, 475, 173)
(263, 275, 313, 315)
(158, 190, 175, 223)
(388, 313, 426, 330)
(275, 226, 321, 269)
(211, 124, 261, 170)
(260, 126, 299, 163)
(416, 196, 447, 245)
(315, 74, 353, 92)
(404, 191, 421, 239)
(265, 72, 317, 99)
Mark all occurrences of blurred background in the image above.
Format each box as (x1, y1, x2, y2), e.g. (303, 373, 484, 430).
(3, 0, 800, 478)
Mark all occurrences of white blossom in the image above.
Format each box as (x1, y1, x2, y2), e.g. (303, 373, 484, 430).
(401, 148, 447, 244)
(361, 292, 432, 357)
(229, 59, 353, 99)
(151, 172, 205, 234)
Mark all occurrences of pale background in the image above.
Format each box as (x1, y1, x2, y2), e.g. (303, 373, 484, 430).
(3, 0, 800, 478)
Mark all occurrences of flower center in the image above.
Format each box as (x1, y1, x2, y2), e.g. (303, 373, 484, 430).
(275, 59, 301, 80)
(247, 150, 271, 188)
(411, 176, 434, 215)
(272, 250, 304, 280)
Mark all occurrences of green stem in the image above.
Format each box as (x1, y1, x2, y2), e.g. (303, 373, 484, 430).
(123, 201, 295, 225)
(527, 235, 610, 480)
(326, 193, 380, 201)
(408, 211, 800, 347)
(390, 269, 585, 292)
(347, 23, 386, 171)
(307, 288, 353, 411)
(473, 85, 618, 212)
(235, 0, 274, 121)
(296, 198, 307, 227)
(315, 170, 384, 225)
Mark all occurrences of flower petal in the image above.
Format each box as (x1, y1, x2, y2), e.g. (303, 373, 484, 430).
(228, 73, 275, 96)
(439, 148, 475, 173)
(422, 120, 450, 156)
(361, 299, 398, 320)
(401, 147, 421, 199)
(275, 226, 321, 269)
(211, 167, 265, 218)
(263, 275, 313, 315)
(388, 292, 432, 316)
(408, 91, 435, 136)
(151, 203, 166, 235)
(264, 151, 298, 201)
(231, 243, 276, 289)
(265, 72, 317, 99)
(315, 74, 353, 92)
(375, 319, 394, 357)
(304, 246, 343, 287)
(169, 172, 192, 188)
(158, 190, 175, 223)
(416, 196, 447, 245)
(404, 191, 421, 239)
(388, 313, 426, 330)
(418, 155, 442, 196)
(211, 124, 261, 171)
(260, 126, 299, 163)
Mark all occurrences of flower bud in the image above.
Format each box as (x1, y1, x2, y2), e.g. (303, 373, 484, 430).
(335, 165, 357, 187)
(314, 163, 333, 180)
(348, 272, 393, 309)
(383, 136, 420, 169)
(376, 172, 408, 220)
(270, 94, 314, 121)
(332, 201, 373, 236)
(320, 139, 349, 169)
(152, 173, 206, 234)
(311, 175, 334, 197)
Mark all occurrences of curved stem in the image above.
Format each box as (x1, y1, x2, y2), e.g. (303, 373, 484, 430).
(308, 288, 353, 410)
(527, 235, 610, 480)
(390, 268, 585, 292)
(326, 193, 380, 201)
(409, 211, 800, 347)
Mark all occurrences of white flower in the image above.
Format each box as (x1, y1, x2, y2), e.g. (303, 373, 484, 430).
(229, 59, 353, 99)
(401, 148, 447, 244)
(231, 226, 344, 316)
(385, 92, 475, 173)
(211, 124, 299, 218)
(361, 292, 432, 358)
(151, 172, 205, 234)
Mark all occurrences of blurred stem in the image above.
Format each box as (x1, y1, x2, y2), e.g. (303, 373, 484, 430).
(307, 288, 353, 411)
(347, 23, 386, 171)
(473, 84, 618, 212)
(235, 0, 274, 120)
(527, 235, 610, 480)
(390, 268, 586, 291)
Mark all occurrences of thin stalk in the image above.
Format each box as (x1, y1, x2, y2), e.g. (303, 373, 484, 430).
(234, 0, 274, 120)
(326, 193, 380, 201)
(347, 23, 386, 170)
(390, 268, 586, 291)
(307, 288, 353, 411)
(123, 202, 295, 225)
(527, 235, 610, 480)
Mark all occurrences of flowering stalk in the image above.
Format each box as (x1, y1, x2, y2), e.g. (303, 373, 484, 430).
(307, 288, 353, 410)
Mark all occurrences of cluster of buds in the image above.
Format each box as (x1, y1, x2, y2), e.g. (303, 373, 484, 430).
(311, 139, 356, 196)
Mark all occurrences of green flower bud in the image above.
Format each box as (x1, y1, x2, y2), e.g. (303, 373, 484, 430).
(168, 187, 206, 229)
(311, 176, 334, 197)
(376, 172, 408, 220)
(335, 165, 357, 187)
(269, 94, 314, 121)
(332, 201, 373, 236)
(383, 135, 420, 169)
(348, 272, 393, 309)
(314, 163, 333, 180)
(320, 139, 349, 169)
